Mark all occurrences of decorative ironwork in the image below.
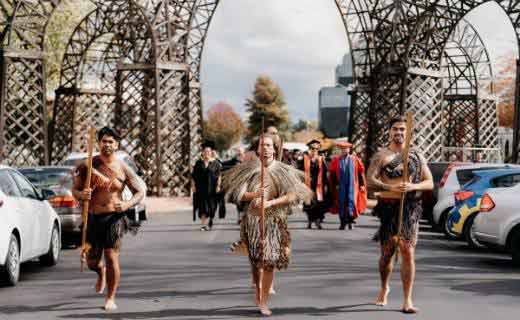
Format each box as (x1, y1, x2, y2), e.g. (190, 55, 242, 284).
(51, 1, 191, 195)
(1, 0, 515, 195)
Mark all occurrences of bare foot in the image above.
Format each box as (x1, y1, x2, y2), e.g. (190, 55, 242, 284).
(375, 287, 390, 306)
(401, 301, 419, 314)
(254, 288, 260, 306)
(96, 267, 106, 294)
(258, 304, 272, 316)
(104, 299, 117, 311)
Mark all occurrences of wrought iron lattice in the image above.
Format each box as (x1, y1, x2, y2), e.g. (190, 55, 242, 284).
(1, 55, 48, 165)
(348, 86, 370, 161)
(52, 0, 193, 196)
(0, 0, 515, 196)
(406, 69, 445, 161)
(479, 97, 499, 149)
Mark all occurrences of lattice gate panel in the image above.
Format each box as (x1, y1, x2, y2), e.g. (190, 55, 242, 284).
(115, 68, 156, 191)
(368, 72, 404, 159)
(51, 90, 116, 163)
(1, 56, 47, 166)
(443, 97, 479, 148)
(157, 69, 191, 196)
(349, 86, 370, 162)
(188, 83, 203, 166)
(406, 71, 444, 161)
(478, 97, 499, 149)
(51, 91, 75, 163)
(74, 92, 116, 152)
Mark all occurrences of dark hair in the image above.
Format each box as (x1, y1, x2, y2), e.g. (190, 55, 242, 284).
(248, 138, 260, 152)
(97, 126, 120, 142)
(388, 116, 407, 130)
(256, 134, 280, 159)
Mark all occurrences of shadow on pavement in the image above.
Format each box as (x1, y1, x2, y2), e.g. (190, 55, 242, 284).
(451, 279, 520, 296)
(58, 303, 398, 319)
(0, 303, 92, 314)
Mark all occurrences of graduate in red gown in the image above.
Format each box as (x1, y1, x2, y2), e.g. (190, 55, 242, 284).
(328, 140, 367, 230)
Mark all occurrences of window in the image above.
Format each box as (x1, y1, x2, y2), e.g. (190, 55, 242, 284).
(0, 170, 21, 197)
(456, 167, 503, 186)
(9, 170, 38, 199)
(491, 174, 520, 188)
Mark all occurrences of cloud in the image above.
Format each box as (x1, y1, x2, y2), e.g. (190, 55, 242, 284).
(201, 0, 517, 123)
(201, 0, 348, 122)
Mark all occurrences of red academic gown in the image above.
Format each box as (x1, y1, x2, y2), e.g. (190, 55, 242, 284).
(328, 155, 368, 219)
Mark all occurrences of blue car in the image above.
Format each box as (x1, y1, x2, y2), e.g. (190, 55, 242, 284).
(446, 167, 520, 248)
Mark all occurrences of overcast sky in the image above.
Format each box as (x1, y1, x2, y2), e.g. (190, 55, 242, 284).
(200, 0, 518, 123)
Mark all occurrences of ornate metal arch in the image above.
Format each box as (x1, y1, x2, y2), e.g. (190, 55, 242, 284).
(1, 0, 518, 195)
(51, 0, 194, 196)
(0, 0, 63, 165)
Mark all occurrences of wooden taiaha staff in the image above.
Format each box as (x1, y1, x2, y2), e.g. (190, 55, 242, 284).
(257, 117, 266, 304)
(395, 112, 413, 262)
(80, 127, 96, 272)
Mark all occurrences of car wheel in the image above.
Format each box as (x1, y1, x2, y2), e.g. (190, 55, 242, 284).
(464, 214, 484, 249)
(40, 225, 60, 266)
(434, 207, 451, 233)
(511, 230, 520, 267)
(443, 212, 458, 240)
(1, 234, 20, 286)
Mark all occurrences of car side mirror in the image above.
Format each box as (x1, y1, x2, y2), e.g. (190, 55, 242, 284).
(41, 188, 56, 201)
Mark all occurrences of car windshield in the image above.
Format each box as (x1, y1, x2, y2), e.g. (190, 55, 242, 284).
(456, 166, 504, 186)
(461, 176, 481, 189)
(121, 155, 139, 173)
(64, 154, 140, 175)
(18, 168, 73, 191)
(428, 163, 451, 185)
(63, 158, 85, 168)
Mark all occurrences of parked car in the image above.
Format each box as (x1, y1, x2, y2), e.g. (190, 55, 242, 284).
(432, 163, 515, 231)
(423, 162, 453, 224)
(62, 151, 142, 176)
(18, 167, 82, 245)
(474, 180, 520, 267)
(62, 151, 147, 224)
(0, 166, 61, 286)
(445, 167, 520, 248)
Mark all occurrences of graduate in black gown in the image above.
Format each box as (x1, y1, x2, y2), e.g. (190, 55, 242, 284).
(191, 141, 222, 231)
(297, 139, 330, 229)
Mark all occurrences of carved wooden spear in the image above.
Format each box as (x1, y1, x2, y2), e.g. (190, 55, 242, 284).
(395, 112, 413, 263)
(80, 127, 96, 272)
(257, 116, 266, 304)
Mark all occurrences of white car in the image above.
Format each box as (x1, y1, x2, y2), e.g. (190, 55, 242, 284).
(432, 163, 514, 230)
(474, 184, 520, 266)
(0, 166, 61, 286)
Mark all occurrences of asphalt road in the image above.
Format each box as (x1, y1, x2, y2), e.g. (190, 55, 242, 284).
(1, 207, 519, 320)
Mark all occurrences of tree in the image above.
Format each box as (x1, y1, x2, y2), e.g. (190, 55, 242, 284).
(245, 75, 290, 141)
(45, 0, 95, 97)
(203, 102, 244, 152)
(492, 53, 516, 128)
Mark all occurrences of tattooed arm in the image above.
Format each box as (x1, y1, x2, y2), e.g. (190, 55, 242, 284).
(413, 152, 434, 191)
(121, 162, 146, 210)
(367, 150, 393, 191)
(72, 164, 91, 201)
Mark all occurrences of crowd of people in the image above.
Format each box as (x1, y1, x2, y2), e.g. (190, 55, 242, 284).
(69, 119, 433, 316)
(191, 127, 368, 232)
(189, 119, 433, 316)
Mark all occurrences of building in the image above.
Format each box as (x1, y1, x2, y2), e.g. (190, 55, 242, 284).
(318, 53, 354, 138)
(335, 53, 354, 87)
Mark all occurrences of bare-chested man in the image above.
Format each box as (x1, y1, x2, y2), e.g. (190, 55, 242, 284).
(73, 127, 145, 311)
(367, 116, 433, 314)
